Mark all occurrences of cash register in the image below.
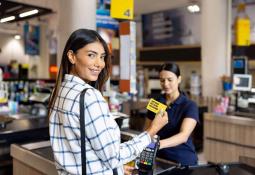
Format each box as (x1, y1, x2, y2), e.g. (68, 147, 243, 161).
(232, 74, 255, 116)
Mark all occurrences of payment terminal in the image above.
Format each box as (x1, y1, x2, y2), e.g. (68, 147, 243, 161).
(138, 136, 160, 173)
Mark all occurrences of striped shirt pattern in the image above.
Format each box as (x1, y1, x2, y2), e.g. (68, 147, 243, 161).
(49, 74, 151, 175)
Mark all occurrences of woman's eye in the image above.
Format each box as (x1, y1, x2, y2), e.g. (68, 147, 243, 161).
(88, 53, 96, 58)
(100, 56, 105, 60)
(160, 79, 172, 83)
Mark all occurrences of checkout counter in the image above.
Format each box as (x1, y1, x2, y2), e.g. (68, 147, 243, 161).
(0, 114, 49, 175)
(10, 128, 255, 175)
(3, 90, 255, 175)
(10, 138, 177, 175)
(204, 113, 255, 163)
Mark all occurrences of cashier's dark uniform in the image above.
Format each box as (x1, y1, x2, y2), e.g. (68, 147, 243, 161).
(147, 93, 199, 166)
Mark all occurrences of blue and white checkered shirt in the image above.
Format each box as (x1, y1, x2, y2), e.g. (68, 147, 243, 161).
(49, 74, 151, 175)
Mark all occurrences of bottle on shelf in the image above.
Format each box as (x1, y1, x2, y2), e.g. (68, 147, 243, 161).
(190, 70, 201, 96)
(234, 2, 250, 46)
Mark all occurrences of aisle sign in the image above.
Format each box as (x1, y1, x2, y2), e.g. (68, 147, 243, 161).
(110, 0, 134, 20)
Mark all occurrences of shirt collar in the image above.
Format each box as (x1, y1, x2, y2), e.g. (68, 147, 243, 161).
(64, 74, 87, 86)
(161, 92, 186, 105)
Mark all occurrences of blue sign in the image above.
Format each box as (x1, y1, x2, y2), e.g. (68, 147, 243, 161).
(96, 9, 119, 30)
(24, 23, 40, 55)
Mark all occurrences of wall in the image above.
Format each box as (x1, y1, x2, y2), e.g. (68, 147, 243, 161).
(0, 34, 29, 65)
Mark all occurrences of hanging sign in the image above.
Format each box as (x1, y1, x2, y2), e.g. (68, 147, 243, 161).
(110, 0, 134, 20)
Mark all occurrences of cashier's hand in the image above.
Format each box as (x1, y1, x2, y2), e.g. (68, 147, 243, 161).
(124, 165, 134, 175)
(146, 110, 168, 138)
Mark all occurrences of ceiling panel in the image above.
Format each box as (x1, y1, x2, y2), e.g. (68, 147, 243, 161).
(0, 0, 53, 23)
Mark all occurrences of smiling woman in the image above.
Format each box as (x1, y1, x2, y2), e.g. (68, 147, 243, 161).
(48, 29, 168, 175)
(67, 42, 106, 82)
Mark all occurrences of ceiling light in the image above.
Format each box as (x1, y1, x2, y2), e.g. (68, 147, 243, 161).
(0, 16, 16, 23)
(14, 35, 21, 40)
(19, 9, 39, 18)
(187, 4, 200, 13)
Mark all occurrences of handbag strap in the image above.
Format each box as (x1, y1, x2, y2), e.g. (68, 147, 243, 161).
(80, 88, 90, 175)
(79, 88, 118, 175)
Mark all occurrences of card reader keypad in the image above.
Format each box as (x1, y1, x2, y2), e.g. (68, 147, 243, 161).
(140, 148, 155, 165)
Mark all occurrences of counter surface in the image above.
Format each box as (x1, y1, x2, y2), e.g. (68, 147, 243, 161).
(0, 116, 49, 141)
(11, 140, 255, 175)
(11, 140, 177, 175)
(204, 112, 255, 163)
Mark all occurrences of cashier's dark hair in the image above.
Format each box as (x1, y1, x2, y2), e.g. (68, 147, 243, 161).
(160, 63, 180, 77)
(48, 29, 111, 115)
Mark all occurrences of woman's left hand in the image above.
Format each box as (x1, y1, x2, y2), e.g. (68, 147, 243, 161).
(124, 165, 135, 175)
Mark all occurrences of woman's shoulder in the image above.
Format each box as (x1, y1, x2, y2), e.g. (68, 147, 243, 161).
(81, 87, 107, 104)
(180, 94, 198, 108)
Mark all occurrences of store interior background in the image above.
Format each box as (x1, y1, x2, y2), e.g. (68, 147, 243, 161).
(0, 0, 255, 95)
(1, 0, 255, 174)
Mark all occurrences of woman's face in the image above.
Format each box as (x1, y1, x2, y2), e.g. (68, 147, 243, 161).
(159, 70, 181, 95)
(68, 42, 106, 82)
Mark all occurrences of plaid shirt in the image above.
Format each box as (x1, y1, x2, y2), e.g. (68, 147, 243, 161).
(49, 74, 151, 175)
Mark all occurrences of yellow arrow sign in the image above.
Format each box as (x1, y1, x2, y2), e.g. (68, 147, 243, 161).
(110, 0, 134, 20)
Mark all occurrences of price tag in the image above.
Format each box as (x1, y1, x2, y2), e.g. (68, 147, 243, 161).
(146, 98, 167, 114)
(110, 0, 133, 20)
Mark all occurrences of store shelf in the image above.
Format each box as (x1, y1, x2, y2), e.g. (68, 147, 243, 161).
(139, 44, 255, 62)
(139, 44, 201, 62)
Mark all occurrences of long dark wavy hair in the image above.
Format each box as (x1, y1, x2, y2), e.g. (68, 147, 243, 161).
(48, 29, 111, 114)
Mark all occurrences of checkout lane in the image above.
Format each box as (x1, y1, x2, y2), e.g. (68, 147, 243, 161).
(0, 113, 49, 175)
(1, 90, 255, 175)
(0, 105, 254, 175)
(10, 128, 255, 175)
(10, 132, 178, 175)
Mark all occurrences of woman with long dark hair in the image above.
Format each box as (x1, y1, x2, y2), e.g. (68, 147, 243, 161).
(48, 29, 168, 175)
(144, 62, 199, 166)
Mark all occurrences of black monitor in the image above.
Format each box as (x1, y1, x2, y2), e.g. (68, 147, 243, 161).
(233, 56, 247, 74)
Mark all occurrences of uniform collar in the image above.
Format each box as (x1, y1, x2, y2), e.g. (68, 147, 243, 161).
(162, 92, 186, 105)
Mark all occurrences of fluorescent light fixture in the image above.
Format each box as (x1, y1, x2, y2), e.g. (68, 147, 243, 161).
(187, 4, 200, 13)
(0, 16, 15, 23)
(14, 35, 21, 40)
(19, 9, 39, 18)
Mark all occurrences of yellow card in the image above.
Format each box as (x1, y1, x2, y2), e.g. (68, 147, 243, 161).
(146, 98, 167, 114)
(110, 0, 134, 20)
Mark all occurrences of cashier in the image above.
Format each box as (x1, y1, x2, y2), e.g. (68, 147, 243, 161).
(144, 63, 199, 166)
